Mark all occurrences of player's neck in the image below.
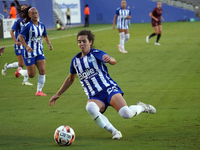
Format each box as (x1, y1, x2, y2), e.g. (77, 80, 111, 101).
(31, 19, 38, 25)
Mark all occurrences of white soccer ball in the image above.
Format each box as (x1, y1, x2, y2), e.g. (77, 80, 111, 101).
(54, 125, 75, 146)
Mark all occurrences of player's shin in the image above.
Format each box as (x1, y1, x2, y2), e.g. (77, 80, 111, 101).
(37, 74, 45, 92)
(119, 32, 125, 50)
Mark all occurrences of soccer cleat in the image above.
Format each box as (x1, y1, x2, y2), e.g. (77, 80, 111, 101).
(117, 44, 123, 53)
(112, 130, 122, 139)
(36, 91, 47, 96)
(2, 63, 8, 76)
(22, 81, 33, 86)
(15, 68, 22, 78)
(155, 42, 161, 46)
(137, 101, 156, 114)
(146, 36, 149, 43)
(121, 50, 128, 53)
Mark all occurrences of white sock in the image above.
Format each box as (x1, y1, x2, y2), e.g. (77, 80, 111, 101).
(19, 69, 28, 77)
(86, 102, 117, 134)
(23, 76, 29, 82)
(125, 34, 130, 43)
(7, 62, 18, 69)
(118, 105, 145, 119)
(119, 32, 125, 51)
(37, 74, 45, 92)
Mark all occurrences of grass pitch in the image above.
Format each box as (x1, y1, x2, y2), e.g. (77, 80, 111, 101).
(0, 21, 200, 150)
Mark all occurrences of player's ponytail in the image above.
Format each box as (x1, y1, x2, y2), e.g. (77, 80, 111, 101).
(20, 6, 32, 23)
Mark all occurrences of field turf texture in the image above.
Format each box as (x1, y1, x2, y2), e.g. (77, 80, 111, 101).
(0, 21, 200, 150)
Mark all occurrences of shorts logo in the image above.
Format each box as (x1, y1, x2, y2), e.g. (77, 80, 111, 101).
(27, 59, 31, 64)
(107, 86, 119, 95)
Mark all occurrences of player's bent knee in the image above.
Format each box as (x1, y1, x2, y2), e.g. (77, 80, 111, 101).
(86, 102, 99, 114)
(28, 73, 35, 78)
(118, 106, 133, 119)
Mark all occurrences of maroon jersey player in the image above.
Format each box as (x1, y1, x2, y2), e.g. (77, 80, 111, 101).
(146, 2, 164, 45)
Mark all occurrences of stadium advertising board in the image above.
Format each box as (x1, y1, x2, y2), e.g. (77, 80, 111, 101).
(3, 19, 15, 38)
(54, 0, 81, 24)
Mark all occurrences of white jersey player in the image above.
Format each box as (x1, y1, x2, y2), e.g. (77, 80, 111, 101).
(113, 0, 131, 53)
(50, 30, 156, 140)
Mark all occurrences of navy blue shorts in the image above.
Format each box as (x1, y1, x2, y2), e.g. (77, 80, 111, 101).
(89, 85, 124, 113)
(15, 49, 24, 56)
(23, 54, 45, 66)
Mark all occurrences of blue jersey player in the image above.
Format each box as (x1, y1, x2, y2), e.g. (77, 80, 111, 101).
(113, 0, 131, 53)
(50, 30, 156, 139)
(18, 7, 53, 96)
(1, 4, 33, 85)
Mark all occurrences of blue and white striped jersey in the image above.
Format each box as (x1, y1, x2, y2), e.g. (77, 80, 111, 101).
(116, 7, 131, 29)
(11, 17, 25, 50)
(20, 20, 47, 58)
(70, 49, 118, 99)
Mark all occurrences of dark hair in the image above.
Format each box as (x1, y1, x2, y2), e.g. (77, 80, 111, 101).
(20, 6, 32, 23)
(10, 2, 15, 7)
(85, 4, 88, 7)
(77, 30, 95, 48)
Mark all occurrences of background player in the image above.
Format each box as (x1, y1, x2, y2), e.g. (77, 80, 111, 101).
(18, 7, 53, 96)
(113, 0, 131, 53)
(49, 30, 156, 139)
(146, 1, 164, 45)
(2, 4, 33, 86)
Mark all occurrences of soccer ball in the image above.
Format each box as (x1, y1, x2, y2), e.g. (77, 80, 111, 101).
(54, 125, 75, 146)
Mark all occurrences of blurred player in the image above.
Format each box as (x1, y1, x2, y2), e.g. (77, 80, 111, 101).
(2, 4, 33, 86)
(18, 7, 53, 96)
(0, 47, 5, 56)
(146, 1, 164, 45)
(113, 0, 131, 53)
(49, 30, 156, 139)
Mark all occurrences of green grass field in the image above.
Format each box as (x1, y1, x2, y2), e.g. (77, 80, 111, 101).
(0, 21, 200, 150)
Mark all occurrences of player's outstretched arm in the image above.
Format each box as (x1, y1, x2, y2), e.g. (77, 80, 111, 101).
(102, 54, 117, 65)
(49, 73, 76, 106)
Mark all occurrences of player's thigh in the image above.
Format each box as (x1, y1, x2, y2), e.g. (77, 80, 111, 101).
(17, 55, 25, 67)
(26, 64, 36, 78)
(87, 99, 106, 113)
(35, 59, 46, 75)
(118, 29, 125, 33)
(153, 26, 159, 34)
(158, 25, 162, 34)
(110, 93, 127, 112)
(124, 29, 129, 34)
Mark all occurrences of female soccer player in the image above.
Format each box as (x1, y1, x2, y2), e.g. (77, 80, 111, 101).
(2, 4, 33, 86)
(18, 7, 53, 96)
(49, 30, 156, 139)
(146, 1, 164, 45)
(113, 0, 131, 53)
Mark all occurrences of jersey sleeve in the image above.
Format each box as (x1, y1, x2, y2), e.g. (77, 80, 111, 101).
(115, 8, 120, 15)
(151, 8, 156, 15)
(129, 9, 131, 16)
(20, 22, 30, 38)
(42, 24, 47, 36)
(70, 57, 77, 74)
(11, 19, 19, 31)
(92, 49, 109, 62)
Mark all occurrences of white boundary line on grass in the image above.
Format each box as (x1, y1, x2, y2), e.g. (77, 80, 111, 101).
(3, 27, 112, 47)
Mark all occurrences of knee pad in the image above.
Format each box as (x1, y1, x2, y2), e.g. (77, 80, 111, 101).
(118, 106, 133, 119)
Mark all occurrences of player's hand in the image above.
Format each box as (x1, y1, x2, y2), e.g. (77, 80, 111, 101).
(102, 54, 111, 63)
(113, 25, 115, 30)
(162, 18, 165, 22)
(155, 18, 159, 21)
(15, 41, 21, 46)
(49, 94, 60, 106)
(25, 46, 33, 53)
(0, 47, 5, 56)
(48, 43, 53, 50)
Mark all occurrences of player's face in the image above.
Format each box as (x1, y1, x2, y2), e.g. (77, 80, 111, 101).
(157, 2, 162, 8)
(121, 1, 127, 9)
(29, 9, 39, 22)
(77, 35, 92, 55)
